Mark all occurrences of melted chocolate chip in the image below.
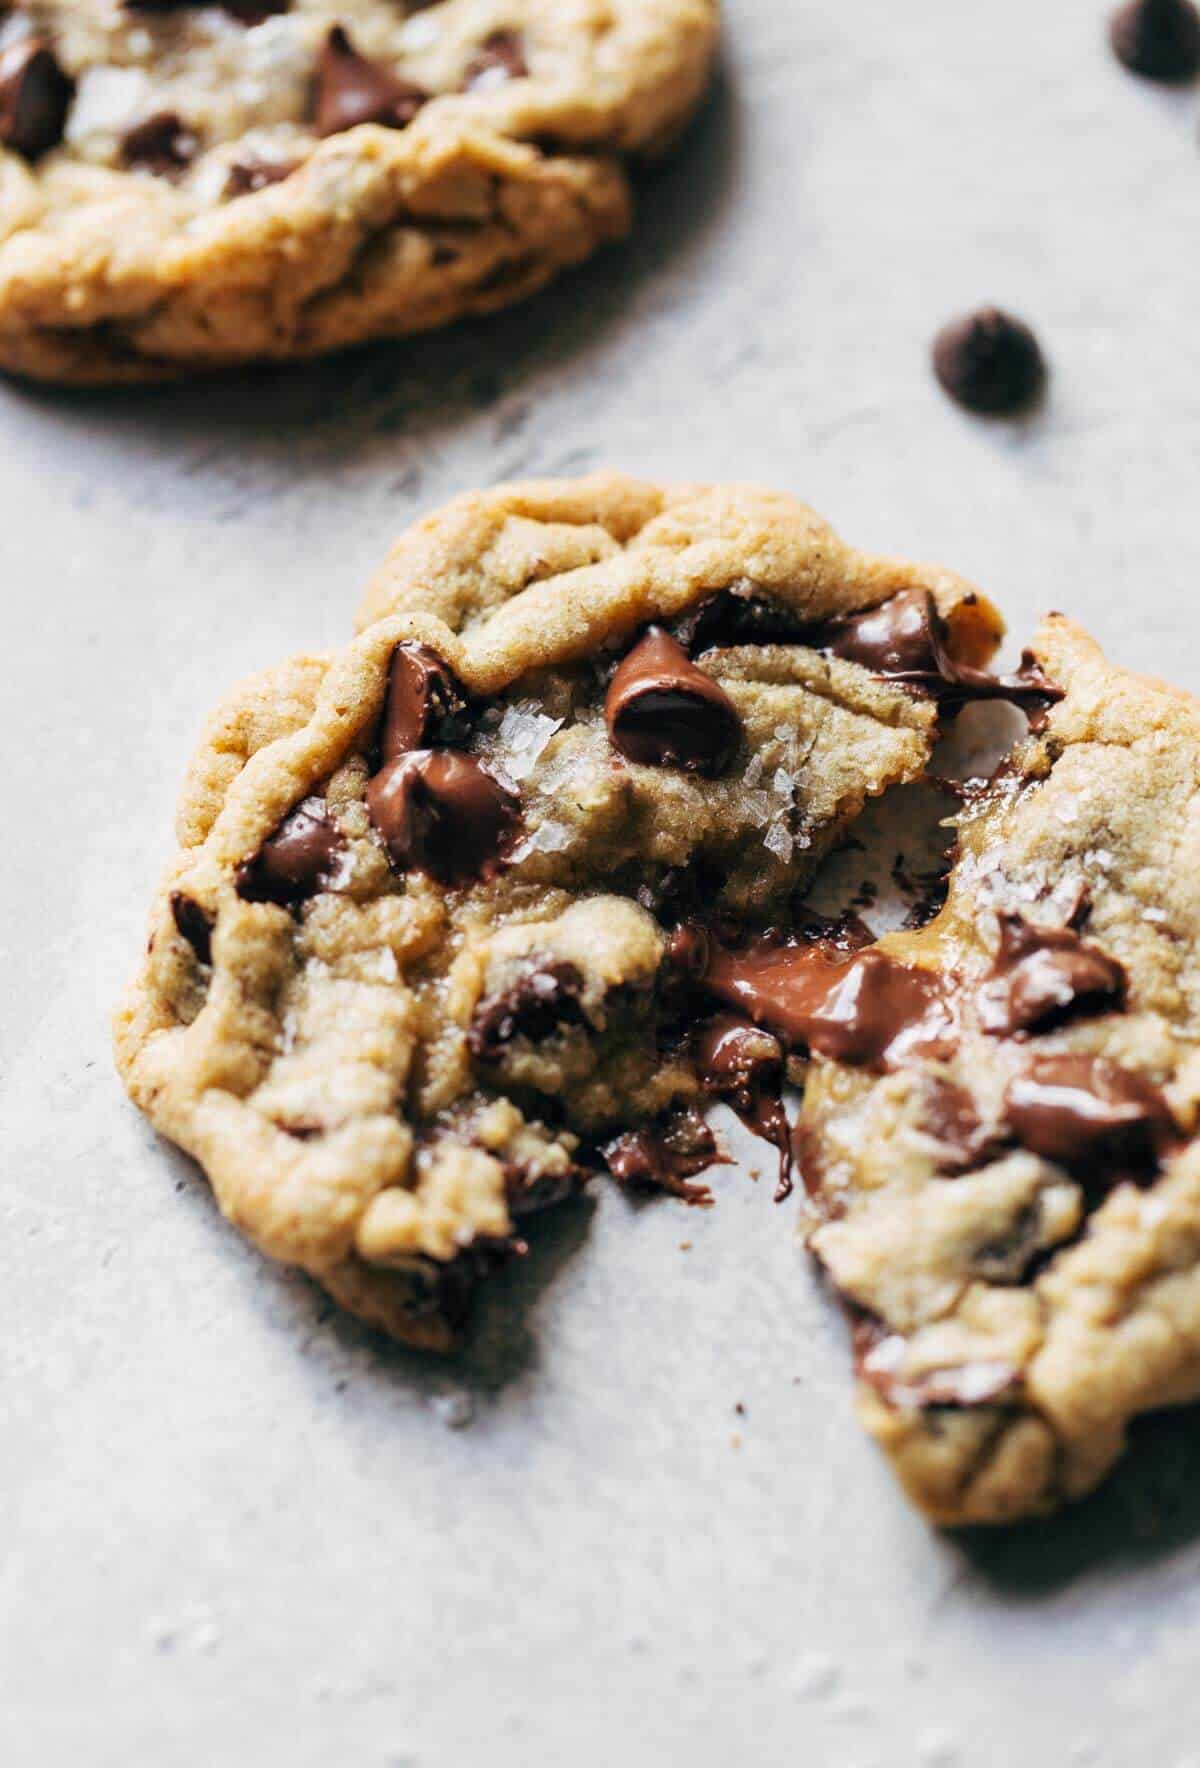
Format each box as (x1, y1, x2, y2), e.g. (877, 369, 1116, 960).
(674, 592, 809, 656)
(816, 589, 1060, 711)
(313, 26, 428, 137)
(600, 1108, 722, 1205)
(236, 800, 346, 906)
(1004, 1054, 1175, 1178)
(128, 1, 290, 18)
(170, 891, 213, 965)
(1110, 0, 1200, 79)
(380, 641, 469, 762)
(932, 308, 1047, 415)
(703, 935, 954, 1069)
(225, 153, 298, 197)
(0, 38, 72, 159)
(121, 111, 198, 174)
(388, 1242, 511, 1334)
(692, 1015, 793, 1200)
(465, 29, 529, 89)
(468, 962, 586, 1061)
(919, 1074, 996, 1172)
(366, 750, 521, 887)
(503, 1155, 586, 1217)
(977, 914, 1125, 1036)
(605, 627, 742, 775)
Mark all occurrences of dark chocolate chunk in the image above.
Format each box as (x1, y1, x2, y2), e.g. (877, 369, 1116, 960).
(977, 913, 1125, 1036)
(225, 153, 299, 197)
(121, 110, 199, 174)
(1004, 1053, 1175, 1178)
(605, 626, 742, 775)
(379, 641, 469, 762)
(674, 591, 809, 656)
(313, 25, 428, 137)
(0, 38, 72, 160)
(128, 1, 290, 18)
(932, 307, 1046, 415)
(236, 800, 346, 906)
(170, 891, 213, 966)
(468, 961, 587, 1060)
(691, 1015, 792, 1200)
(600, 1108, 722, 1205)
(366, 750, 521, 887)
(464, 29, 529, 89)
(817, 588, 1061, 712)
(1110, 0, 1200, 79)
(703, 934, 954, 1069)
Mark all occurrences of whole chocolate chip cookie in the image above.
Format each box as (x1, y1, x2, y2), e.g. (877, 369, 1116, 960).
(0, 1, 717, 382)
(800, 617, 1200, 1523)
(114, 474, 1019, 1350)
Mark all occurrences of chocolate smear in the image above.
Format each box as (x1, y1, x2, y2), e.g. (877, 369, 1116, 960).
(366, 750, 520, 887)
(601, 1109, 722, 1205)
(977, 913, 1125, 1036)
(380, 641, 469, 762)
(1004, 1053, 1176, 1182)
(1110, 0, 1200, 80)
(236, 800, 346, 906)
(606, 627, 742, 775)
(313, 25, 428, 136)
(692, 1015, 793, 1200)
(469, 961, 587, 1061)
(0, 37, 72, 159)
(932, 308, 1047, 415)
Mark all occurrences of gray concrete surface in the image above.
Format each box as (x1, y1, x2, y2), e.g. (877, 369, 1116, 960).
(5, 3, 1200, 1763)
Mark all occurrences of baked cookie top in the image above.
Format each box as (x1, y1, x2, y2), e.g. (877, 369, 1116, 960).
(0, 1, 717, 379)
(114, 474, 1013, 1350)
(799, 618, 1200, 1524)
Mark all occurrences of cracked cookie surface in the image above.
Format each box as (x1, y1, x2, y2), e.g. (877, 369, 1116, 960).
(801, 618, 1200, 1524)
(0, 0, 716, 380)
(114, 473, 1004, 1349)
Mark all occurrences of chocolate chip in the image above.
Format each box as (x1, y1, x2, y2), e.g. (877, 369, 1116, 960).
(468, 962, 587, 1061)
(236, 800, 346, 906)
(600, 1108, 721, 1205)
(127, 1, 290, 19)
(225, 154, 299, 197)
(674, 592, 809, 656)
(918, 1074, 995, 1172)
(170, 891, 213, 965)
(464, 29, 529, 90)
(932, 308, 1046, 415)
(379, 641, 469, 763)
(121, 110, 199, 174)
(366, 751, 521, 887)
(312, 25, 428, 137)
(1110, 0, 1200, 80)
(691, 1014, 793, 1200)
(503, 1154, 587, 1217)
(0, 38, 72, 160)
(605, 627, 742, 775)
(1004, 1053, 1175, 1178)
(977, 914, 1126, 1036)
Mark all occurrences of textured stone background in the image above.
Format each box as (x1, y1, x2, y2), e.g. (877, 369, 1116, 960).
(5, 3, 1200, 1764)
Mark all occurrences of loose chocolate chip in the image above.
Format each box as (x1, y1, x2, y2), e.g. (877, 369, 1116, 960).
(469, 961, 587, 1061)
(605, 627, 742, 775)
(121, 110, 199, 174)
(1004, 1053, 1175, 1177)
(313, 25, 428, 137)
(366, 750, 521, 887)
(0, 38, 72, 160)
(379, 641, 469, 763)
(932, 307, 1046, 415)
(236, 800, 346, 906)
(225, 154, 299, 197)
(1110, 0, 1200, 80)
(600, 1108, 721, 1205)
(977, 913, 1126, 1036)
(464, 29, 529, 90)
(170, 891, 213, 965)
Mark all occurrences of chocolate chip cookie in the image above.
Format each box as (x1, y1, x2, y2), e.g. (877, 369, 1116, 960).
(114, 474, 1015, 1350)
(0, 2, 717, 382)
(800, 617, 1200, 1523)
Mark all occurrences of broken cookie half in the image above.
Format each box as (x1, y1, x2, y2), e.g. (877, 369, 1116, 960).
(115, 473, 1026, 1351)
(801, 617, 1200, 1523)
